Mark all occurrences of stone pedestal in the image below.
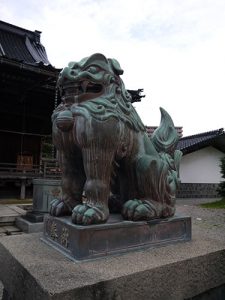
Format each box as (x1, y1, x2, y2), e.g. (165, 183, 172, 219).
(43, 214, 191, 261)
(15, 217, 44, 233)
(0, 229, 225, 300)
(33, 179, 62, 215)
(25, 178, 62, 223)
(16, 179, 62, 233)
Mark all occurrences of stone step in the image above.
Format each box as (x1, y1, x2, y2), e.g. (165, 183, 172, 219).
(0, 204, 26, 224)
(0, 225, 22, 236)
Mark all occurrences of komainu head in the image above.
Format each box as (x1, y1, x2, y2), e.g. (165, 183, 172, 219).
(58, 53, 126, 103)
(56, 53, 145, 132)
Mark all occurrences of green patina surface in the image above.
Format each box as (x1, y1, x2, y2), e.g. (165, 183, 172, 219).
(50, 53, 182, 225)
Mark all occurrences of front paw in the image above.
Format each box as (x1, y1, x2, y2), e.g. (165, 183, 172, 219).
(122, 199, 158, 221)
(49, 199, 72, 217)
(72, 204, 109, 225)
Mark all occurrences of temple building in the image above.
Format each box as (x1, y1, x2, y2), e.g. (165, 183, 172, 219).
(0, 20, 60, 199)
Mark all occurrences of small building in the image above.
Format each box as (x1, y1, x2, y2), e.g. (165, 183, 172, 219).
(177, 128, 225, 198)
(0, 20, 60, 199)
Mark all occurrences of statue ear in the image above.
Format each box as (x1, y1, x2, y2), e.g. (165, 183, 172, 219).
(108, 58, 124, 75)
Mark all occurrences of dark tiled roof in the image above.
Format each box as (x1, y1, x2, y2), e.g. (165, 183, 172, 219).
(177, 128, 225, 154)
(0, 20, 51, 66)
(146, 126, 183, 138)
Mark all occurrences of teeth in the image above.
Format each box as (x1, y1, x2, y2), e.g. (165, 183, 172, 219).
(81, 81, 89, 93)
(63, 81, 97, 96)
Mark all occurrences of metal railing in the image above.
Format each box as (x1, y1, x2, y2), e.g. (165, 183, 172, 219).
(41, 158, 61, 179)
(0, 159, 62, 179)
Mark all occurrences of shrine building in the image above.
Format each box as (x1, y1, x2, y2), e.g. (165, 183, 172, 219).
(0, 20, 60, 199)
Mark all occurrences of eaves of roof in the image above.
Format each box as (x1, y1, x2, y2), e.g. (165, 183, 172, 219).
(177, 128, 225, 155)
(0, 20, 58, 72)
(0, 56, 59, 77)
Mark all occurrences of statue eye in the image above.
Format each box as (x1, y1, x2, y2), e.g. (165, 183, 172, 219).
(86, 66, 98, 73)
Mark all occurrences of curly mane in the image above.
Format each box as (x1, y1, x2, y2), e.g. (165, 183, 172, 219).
(72, 78, 146, 132)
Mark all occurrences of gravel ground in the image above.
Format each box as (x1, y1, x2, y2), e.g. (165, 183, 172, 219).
(176, 198, 225, 242)
(176, 197, 221, 205)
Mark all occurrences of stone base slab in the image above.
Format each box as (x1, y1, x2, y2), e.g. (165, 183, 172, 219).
(43, 214, 191, 261)
(16, 217, 43, 233)
(25, 211, 45, 222)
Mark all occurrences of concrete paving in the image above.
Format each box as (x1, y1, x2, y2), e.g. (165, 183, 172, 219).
(0, 204, 27, 224)
(0, 204, 26, 226)
(0, 204, 27, 298)
(0, 204, 26, 239)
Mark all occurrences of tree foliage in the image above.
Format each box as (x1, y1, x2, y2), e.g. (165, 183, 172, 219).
(217, 156, 225, 197)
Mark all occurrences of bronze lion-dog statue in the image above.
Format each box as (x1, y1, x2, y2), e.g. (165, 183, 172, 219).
(50, 53, 182, 225)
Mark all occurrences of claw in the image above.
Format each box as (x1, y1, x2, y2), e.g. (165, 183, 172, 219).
(122, 199, 159, 221)
(122, 199, 140, 217)
(49, 199, 72, 216)
(72, 204, 109, 225)
(55, 201, 64, 216)
(50, 199, 60, 215)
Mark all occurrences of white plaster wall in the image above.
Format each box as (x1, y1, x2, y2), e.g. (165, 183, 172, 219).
(179, 146, 224, 183)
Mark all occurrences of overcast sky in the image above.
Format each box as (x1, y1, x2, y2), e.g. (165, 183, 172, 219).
(1, 0, 225, 136)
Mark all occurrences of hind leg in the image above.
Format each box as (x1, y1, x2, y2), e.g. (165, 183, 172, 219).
(121, 153, 174, 221)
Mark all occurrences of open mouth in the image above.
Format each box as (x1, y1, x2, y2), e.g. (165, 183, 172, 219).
(61, 81, 103, 98)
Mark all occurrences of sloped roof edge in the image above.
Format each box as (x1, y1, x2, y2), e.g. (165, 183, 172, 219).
(177, 128, 225, 154)
(0, 20, 41, 43)
(0, 20, 53, 67)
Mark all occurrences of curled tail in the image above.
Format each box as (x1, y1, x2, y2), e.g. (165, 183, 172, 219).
(151, 107, 179, 154)
(151, 107, 182, 177)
